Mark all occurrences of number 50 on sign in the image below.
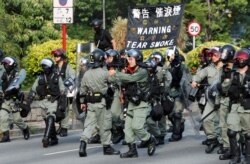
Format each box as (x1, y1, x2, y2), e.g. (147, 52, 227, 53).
(187, 21, 201, 36)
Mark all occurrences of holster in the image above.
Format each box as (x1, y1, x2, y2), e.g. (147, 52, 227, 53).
(240, 98, 250, 110)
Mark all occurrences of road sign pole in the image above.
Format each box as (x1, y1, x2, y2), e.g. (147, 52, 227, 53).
(62, 24, 67, 51)
(193, 36, 195, 49)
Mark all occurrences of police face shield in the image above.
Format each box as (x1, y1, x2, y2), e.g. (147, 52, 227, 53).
(41, 64, 51, 74)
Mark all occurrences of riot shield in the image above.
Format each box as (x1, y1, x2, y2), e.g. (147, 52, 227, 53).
(179, 65, 200, 135)
(5, 69, 26, 96)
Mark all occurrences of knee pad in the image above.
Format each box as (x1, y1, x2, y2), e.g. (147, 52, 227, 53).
(227, 129, 237, 138)
(245, 133, 250, 140)
(173, 112, 182, 119)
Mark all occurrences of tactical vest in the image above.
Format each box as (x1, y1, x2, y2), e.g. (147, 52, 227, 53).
(228, 69, 250, 102)
(169, 63, 183, 89)
(55, 63, 67, 81)
(94, 29, 113, 51)
(36, 73, 61, 98)
(1, 70, 17, 92)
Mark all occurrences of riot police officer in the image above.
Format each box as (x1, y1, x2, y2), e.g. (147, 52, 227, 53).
(165, 47, 186, 142)
(0, 56, 30, 142)
(215, 44, 236, 160)
(91, 18, 116, 51)
(192, 47, 223, 153)
(109, 49, 156, 158)
(224, 48, 250, 164)
(51, 48, 75, 137)
(105, 49, 125, 144)
(78, 48, 120, 157)
(138, 52, 172, 147)
(28, 58, 65, 148)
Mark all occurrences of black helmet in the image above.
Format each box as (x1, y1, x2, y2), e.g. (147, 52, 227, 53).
(0, 49, 4, 61)
(119, 48, 127, 56)
(149, 51, 165, 66)
(2, 56, 17, 73)
(220, 44, 235, 62)
(91, 19, 102, 31)
(51, 48, 67, 59)
(106, 49, 120, 63)
(40, 58, 54, 74)
(89, 48, 105, 68)
(127, 49, 143, 63)
(233, 48, 250, 68)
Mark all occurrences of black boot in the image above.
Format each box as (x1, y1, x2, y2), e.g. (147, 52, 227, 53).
(79, 141, 87, 157)
(50, 122, 58, 146)
(42, 116, 55, 148)
(201, 138, 209, 145)
(103, 145, 120, 155)
(217, 144, 229, 154)
(122, 140, 128, 145)
(228, 129, 241, 164)
(156, 136, 165, 145)
(120, 143, 138, 158)
(0, 131, 10, 143)
(169, 113, 183, 142)
(219, 149, 232, 160)
(23, 126, 30, 140)
(88, 134, 101, 144)
(59, 128, 68, 137)
(244, 133, 250, 164)
(205, 138, 219, 153)
(111, 126, 124, 144)
(137, 140, 148, 148)
(147, 135, 156, 156)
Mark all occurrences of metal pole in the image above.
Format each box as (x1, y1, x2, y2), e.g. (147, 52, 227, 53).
(103, 0, 106, 29)
(62, 24, 67, 51)
(192, 36, 195, 49)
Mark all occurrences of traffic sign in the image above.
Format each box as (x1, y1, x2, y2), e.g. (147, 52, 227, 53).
(187, 21, 201, 36)
(53, 7, 73, 24)
(53, 0, 73, 7)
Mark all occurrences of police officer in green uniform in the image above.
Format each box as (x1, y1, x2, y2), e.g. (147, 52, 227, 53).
(51, 48, 75, 137)
(0, 57, 30, 142)
(223, 49, 250, 164)
(192, 48, 223, 153)
(28, 58, 65, 148)
(214, 45, 236, 160)
(109, 49, 156, 158)
(165, 47, 186, 142)
(105, 49, 125, 144)
(78, 48, 120, 157)
(137, 52, 172, 147)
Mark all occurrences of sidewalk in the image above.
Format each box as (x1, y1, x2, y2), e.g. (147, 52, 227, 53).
(9, 107, 83, 138)
(9, 101, 202, 138)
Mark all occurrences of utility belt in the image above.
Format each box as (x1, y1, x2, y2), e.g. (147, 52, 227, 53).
(39, 95, 58, 102)
(240, 98, 250, 110)
(86, 92, 103, 103)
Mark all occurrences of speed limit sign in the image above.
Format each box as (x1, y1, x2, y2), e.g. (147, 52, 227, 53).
(187, 21, 201, 36)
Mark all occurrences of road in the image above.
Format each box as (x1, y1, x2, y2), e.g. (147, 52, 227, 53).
(0, 115, 228, 164)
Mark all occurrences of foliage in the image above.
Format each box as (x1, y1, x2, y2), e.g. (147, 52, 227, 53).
(0, 0, 60, 60)
(186, 41, 240, 71)
(21, 39, 88, 90)
(111, 17, 128, 50)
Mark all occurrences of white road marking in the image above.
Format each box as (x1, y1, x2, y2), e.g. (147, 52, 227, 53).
(44, 145, 103, 156)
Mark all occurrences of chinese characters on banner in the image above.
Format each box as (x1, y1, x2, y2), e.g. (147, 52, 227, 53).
(126, 3, 184, 49)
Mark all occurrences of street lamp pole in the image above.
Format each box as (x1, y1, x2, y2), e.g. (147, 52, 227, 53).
(103, 0, 106, 29)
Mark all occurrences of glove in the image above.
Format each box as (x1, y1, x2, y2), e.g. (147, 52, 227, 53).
(214, 104, 220, 110)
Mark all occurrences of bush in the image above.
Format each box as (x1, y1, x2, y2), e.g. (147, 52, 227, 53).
(21, 39, 88, 90)
(186, 41, 240, 73)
